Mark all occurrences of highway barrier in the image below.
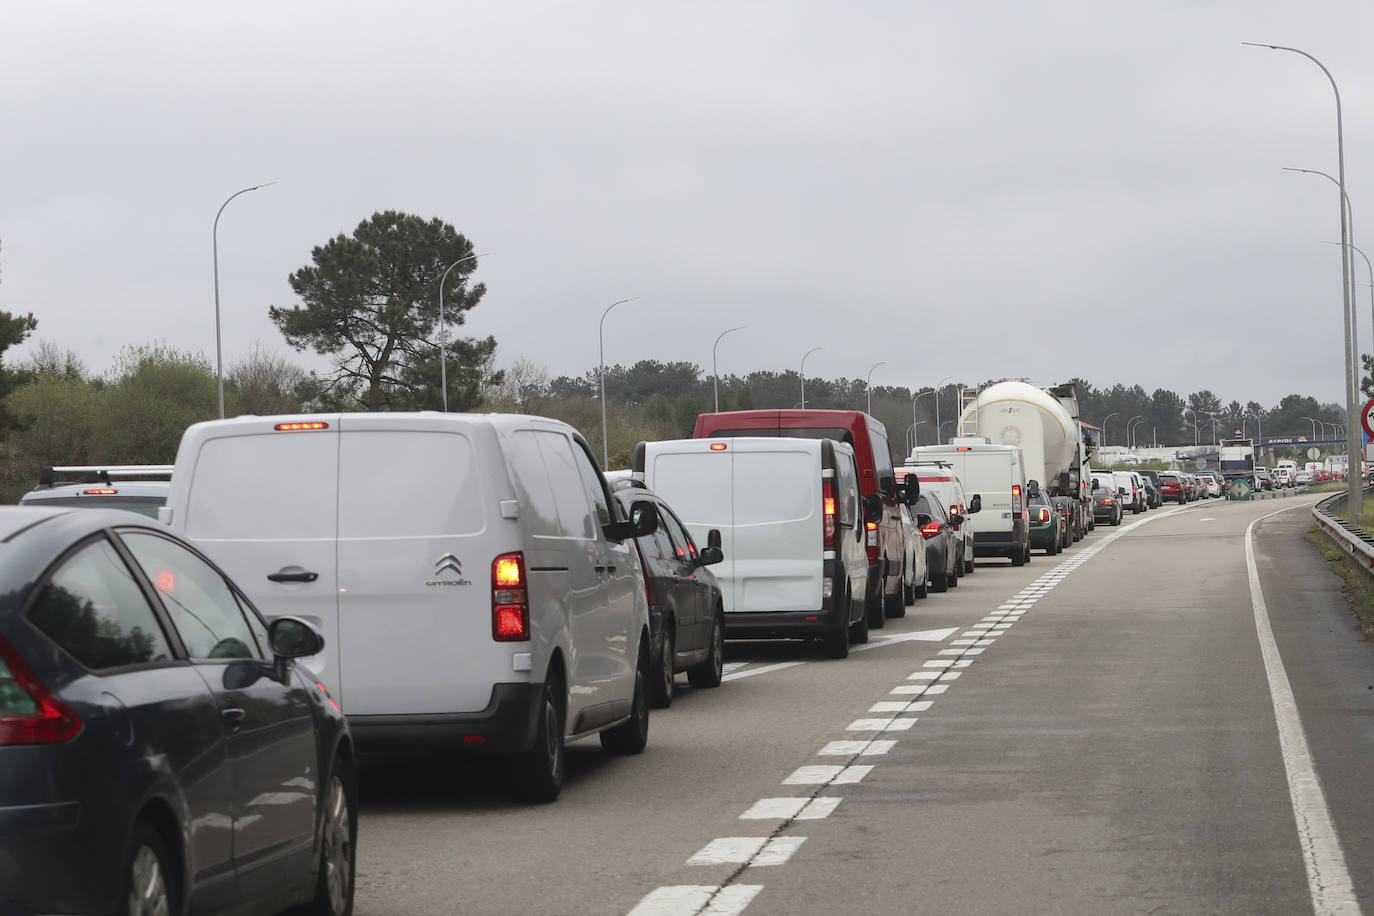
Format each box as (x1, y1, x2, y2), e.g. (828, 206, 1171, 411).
(1312, 487, 1374, 577)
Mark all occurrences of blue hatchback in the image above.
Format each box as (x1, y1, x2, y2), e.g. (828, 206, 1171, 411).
(0, 507, 355, 916)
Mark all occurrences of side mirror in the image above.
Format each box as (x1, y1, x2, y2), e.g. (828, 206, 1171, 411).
(605, 500, 659, 541)
(1027, 480, 1041, 498)
(902, 477, 921, 505)
(1117, 487, 1127, 497)
(268, 616, 325, 659)
(696, 546, 724, 567)
(879, 475, 897, 498)
(949, 515, 963, 529)
(968, 494, 982, 514)
(917, 513, 933, 527)
(862, 494, 883, 522)
(708, 529, 722, 550)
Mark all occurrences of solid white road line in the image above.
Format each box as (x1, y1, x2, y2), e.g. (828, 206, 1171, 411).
(1245, 506, 1360, 915)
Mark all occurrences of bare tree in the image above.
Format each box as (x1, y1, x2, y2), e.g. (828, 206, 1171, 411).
(228, 343, 309, 415)
(499, 358, 551, 414)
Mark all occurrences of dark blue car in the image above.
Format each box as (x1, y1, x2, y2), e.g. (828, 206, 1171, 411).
(0, 507, 355, 916)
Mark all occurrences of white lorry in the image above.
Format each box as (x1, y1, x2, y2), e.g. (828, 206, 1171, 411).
(954, 381, 1093, 541)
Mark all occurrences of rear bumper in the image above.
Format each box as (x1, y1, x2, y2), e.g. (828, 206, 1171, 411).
(973, 527, 1025, 557)
(348, 682, 544, 755)
(725, 560, 845, 639)
(0, 803, 113, 915)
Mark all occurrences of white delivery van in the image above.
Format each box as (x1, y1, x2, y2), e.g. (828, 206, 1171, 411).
(162, 412, 660, 802)
(910, 439, 1030, 566)
(632, 436, 883, 659)
(896, 463, 982, 575)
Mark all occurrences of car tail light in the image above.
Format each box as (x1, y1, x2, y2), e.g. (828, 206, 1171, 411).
(1098, 498, 1113, 505)
(822, 482, 836, 548)
(1034, 507, 1051, 523)
(1011, 484, 1023, 518)
(920, 521, 943, 539)
(492, 552, 529, 641)
(633, 543, 656, 606)
(274, 421, 329, 431)
(0, 636, 81, 745)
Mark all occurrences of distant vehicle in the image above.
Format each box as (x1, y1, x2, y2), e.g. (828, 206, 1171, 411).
(164, 413, 660, 803)
(1090, 481, 1123, 525)
(19, 465, 172, 518)
(1275, 459, 1298, 483)
(611, 482, 725, 708)
(692, 409, 905, 629)
(1294, 470, 1313, 485)
(898, 503, 929, 602)
(0, 506, 354, 916)
(896, 463, 982, 574)
(635, 435, 882, 659)
(911, 440, 1031, 566)
(1026, 485, 1063, 555)
(1255, 467, 1274, 491)
(1219, 438, 1255, 488)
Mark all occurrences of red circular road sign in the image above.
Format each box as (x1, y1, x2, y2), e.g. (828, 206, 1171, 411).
(1363, 398, 1374, 439)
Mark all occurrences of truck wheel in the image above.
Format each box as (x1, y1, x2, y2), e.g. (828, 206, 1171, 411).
(600, 646, 649, 756)
(687, 612, 724, 689)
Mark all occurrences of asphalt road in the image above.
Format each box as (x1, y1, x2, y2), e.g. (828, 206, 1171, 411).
(350, 491, 1374, 916)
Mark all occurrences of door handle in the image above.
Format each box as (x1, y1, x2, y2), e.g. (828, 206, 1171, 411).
(267, 570, 318, 583)
(221, 707, 246, 727)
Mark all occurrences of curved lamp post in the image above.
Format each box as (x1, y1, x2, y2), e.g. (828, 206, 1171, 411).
(1101, 412, 1119, 447)
(712, 326, 746, 413)
(931, 376, 954, 444)
(1181, 408, 1198, 447)
(437, 251, 485, 413)
(865, 361, 886, 416)
(1126, 415, 1144, 450)
(800, 347, 823, 409)
(907, 419, 928, 453)
(599, 296, 639, 468)
(1324, 239, 1374, 360)
(213, 181, 276, 418)
(1285, 168, 1358, 392)
(1249, 41, 1360, 518)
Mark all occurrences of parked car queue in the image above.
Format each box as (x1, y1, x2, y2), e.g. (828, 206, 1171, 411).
(10, 409, 1183, 916)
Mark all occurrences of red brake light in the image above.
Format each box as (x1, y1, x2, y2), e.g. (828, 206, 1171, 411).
(920, 521, 943, 539)
(492, 552, 529, 641)
(956, 446, 971, 451)
(83, 488, 118, 496)
(709, 442, 727, 451)
(0, 637, 82, 746)
(1011, 484, 1023, 518)
(274, 421, 330, 431)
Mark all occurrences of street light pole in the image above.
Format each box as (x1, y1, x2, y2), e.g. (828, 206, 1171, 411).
(1251, 42, 1361, 518)
(712, 326, 746, 413)
(1126, 415, 1143, 450)
(212, 181, 276, 418)
(865, 361, 886, 416)
(931, 376, 953, 445)
(1324, 240, 1374, 370)
(1181, 408, 1197, 447)
(1101, 412, 1119, 447)
(437, 251, 484, 413)
(800, 347, 823, 409)
(1285, 168, 1359, 397)
(1302, 415, 1319, 441)
(599, 296, 639, 468)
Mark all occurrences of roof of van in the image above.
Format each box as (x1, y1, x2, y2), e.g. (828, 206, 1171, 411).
(693, 409, 886, 437)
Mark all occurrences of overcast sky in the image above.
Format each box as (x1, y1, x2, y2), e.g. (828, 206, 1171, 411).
(4, 2, 1373, 410)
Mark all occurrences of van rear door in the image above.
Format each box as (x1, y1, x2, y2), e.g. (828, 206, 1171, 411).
(728, 440, 823, 614)
(642, 440, 735, 610)
(176, 418, 343, 697)
(334, 416, 496, 716)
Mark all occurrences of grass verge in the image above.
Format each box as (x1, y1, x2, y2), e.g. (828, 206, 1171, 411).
(1306, 525, 1374, 640)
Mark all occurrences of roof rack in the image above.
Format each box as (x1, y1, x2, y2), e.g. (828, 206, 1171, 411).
(38, 465, 174, 487)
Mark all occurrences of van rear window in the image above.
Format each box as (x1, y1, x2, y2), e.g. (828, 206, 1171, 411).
(188, 434, 337, 539)
(338, 431, 485, 538)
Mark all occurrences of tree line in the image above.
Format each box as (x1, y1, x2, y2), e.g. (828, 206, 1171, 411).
(0, 215, 1358, 502)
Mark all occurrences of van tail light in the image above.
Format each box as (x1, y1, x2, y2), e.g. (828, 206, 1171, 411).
(1011, 484, 1023, 519)
(0, 636, 82, 746)
(273, 421, 330, 431)
(634, 544, 656, 606)
(920, 521, 943, 539)
(83, 488, 118, 496)
(822, 482, 836, 548)
(865, 520, 879, 559)
(492, 552, 530, 642)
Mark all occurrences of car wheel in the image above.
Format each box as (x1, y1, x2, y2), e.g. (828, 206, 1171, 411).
(866, 579, 886, 629)
(849, 588, 869, 645)
(601, 645, 650, 755)
(1046, 536, 1058, 556)
(886, 590, 906, 618)
(903, 575, 915, 605)
(948, 554, 959, 587)
(965, 551, 976, 574)
(306, 755, 357, 916)
(650, 626, 674, 709)
(1010, 546, 1025, 567)
(915, 577, 928, 599)
(687, 612, 724, 689)
(515, 673, 565, 802)
(123, 821, 181, 916)
(932, 567, 948, 592)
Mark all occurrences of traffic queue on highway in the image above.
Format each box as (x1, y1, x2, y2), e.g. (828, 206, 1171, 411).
(3, 385, 1183, 916)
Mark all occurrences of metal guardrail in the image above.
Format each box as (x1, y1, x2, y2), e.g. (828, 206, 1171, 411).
(1311, 487, 1374, 575)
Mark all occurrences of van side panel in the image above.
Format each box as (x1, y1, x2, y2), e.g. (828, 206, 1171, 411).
(180, 429, 344, 698)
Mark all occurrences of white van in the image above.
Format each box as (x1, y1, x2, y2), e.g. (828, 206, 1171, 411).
(910, 439, 1030, 566)
(632, 436, 880, 659)
(895, 463, 982, 574)
(162, 412, 660, 802)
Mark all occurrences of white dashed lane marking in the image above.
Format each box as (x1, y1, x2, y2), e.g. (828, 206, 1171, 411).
(628, 885, 764, 916)
(687, 837, 806, 867)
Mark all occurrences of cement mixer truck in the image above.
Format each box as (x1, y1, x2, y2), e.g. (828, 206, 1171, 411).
(954, 381, 1094, 542)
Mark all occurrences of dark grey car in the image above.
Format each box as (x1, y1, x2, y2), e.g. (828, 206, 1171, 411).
(0, 507, 355, 916)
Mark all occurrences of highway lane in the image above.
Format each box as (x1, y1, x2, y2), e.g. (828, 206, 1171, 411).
(349, 491, 1373, 915)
